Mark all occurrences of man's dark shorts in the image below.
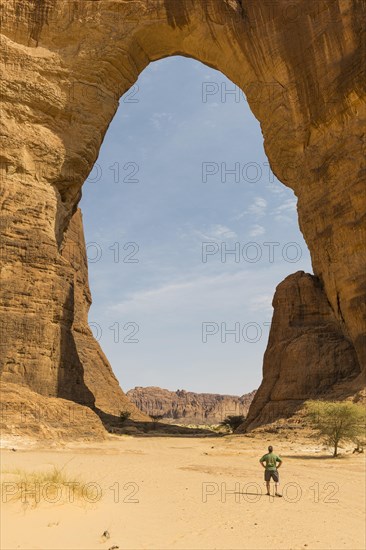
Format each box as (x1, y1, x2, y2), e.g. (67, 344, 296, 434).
(264, 469, 279, 482)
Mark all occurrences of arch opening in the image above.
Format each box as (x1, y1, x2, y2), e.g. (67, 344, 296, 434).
(79, 56, 314, 424)
(1, 0, 363, 433)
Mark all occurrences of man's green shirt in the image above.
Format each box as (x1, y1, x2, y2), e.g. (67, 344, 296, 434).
(259, 452, 282, 471)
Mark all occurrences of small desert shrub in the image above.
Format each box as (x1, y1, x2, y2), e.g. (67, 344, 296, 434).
(119, 410, 131, 424)
(151, 414, 164, 422)
(304, 400, 366, 457)
(1, 466, 86, 507)
(210, 424, 230, 433)
(220, 415, 246, 432)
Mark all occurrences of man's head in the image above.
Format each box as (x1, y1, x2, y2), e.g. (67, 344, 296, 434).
(268, 445, 273, 453)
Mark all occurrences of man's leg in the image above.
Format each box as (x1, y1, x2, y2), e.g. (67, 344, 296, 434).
(264, 471, 270, 495)
(274, 471, 282, 497)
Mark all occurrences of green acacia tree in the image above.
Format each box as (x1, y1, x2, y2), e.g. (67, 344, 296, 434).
(220, 415, 246, 432)
(304, 400, 366, 457)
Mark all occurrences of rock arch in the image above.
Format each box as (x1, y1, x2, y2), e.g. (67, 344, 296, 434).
(0, 0, 364, 427)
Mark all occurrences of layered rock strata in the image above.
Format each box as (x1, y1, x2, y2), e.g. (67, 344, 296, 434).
(242, 272, 362, 430)
(127, 386, 256, 424)
(0, 1, 364, 427)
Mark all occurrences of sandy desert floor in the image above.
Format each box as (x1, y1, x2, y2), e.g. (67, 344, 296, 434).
(1, 433, 365, 550)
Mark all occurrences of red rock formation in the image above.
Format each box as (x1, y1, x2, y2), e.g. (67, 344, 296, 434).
(241, 272, 361, 431)
(0, 1, 365, 429)
(61, 209, 149, 421)
(0, 383, 107, 442)
(127, 387, 256, 424)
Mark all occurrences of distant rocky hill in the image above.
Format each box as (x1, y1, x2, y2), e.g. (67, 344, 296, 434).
(126, 386, 256, 425)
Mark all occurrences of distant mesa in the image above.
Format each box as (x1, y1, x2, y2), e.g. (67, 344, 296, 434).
(126, 386, 256, 425)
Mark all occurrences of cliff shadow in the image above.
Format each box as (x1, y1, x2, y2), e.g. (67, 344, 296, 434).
(57, 284, 96, 409)
(93, 407, 224, 437)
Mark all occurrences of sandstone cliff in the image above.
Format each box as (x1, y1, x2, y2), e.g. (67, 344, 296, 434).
(60, 209, 150, 422)
(127, 387, 256, 424)
(240, 271, 362, 431)
(0, 0, 365, 431)
(0, 383, 107, 443)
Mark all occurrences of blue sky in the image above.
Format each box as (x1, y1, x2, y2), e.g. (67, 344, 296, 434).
(79, 56, 312, 396)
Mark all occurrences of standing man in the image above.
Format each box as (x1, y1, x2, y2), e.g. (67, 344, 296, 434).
(259, 445, 282, 497)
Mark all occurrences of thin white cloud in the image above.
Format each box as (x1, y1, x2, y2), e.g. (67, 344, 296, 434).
(249, 197, 267, 217)
(150, 112, 174, 130)
(248, 294, 273, 314)
(193, 224, 237, 242)
(236, 197, 267, 220)
(275, 198, 297, 213)
(108, 271, 251, 315)
(266, 181, 285, 194)
(272, 198, 297, 223)
(249, 224, 265, 237)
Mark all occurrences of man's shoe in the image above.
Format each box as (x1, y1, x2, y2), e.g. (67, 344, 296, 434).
(275, 493, 282, 497)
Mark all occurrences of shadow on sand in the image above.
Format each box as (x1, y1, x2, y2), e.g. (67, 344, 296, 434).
(284, 454, 340, 460)
(94, 408, 224, 437)
(232, 491, 268, 497)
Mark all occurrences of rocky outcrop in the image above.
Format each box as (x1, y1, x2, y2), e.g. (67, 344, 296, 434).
(241, 272, 361, 431)
(0, 382, 107, 443)
(0, 1, 365, 428)
(127, 387, 256, 424)
(60, 209, 149, 421)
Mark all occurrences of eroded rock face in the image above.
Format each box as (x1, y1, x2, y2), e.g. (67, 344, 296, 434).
(241, 272, 362, 431)
(0, 382, 107, 442)
(60, 209, 149, 421)
(0, 1, 365, 426)
(127, 386, 256, 424)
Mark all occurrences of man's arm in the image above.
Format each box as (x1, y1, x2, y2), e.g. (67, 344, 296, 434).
(259, 455, 266, 468)
(276, 456, 282, 468)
